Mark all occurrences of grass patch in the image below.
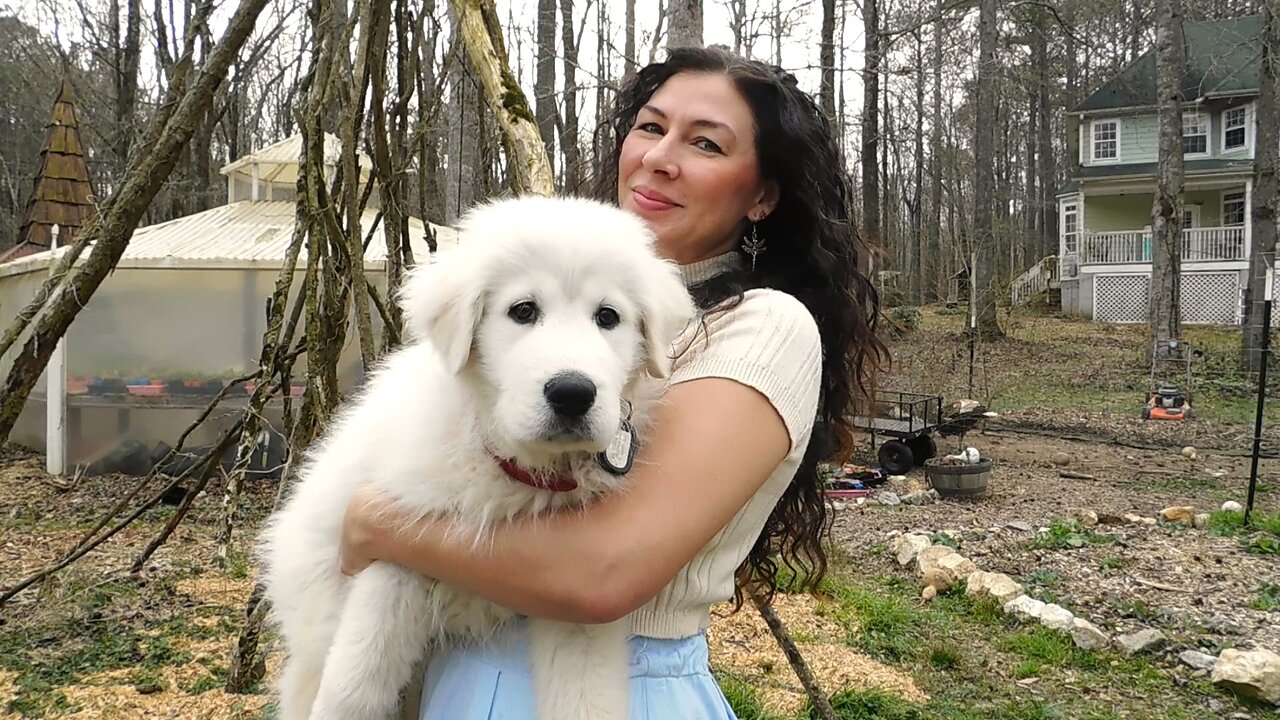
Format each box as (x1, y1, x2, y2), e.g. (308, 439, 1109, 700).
(1027, 518, 1119, 550)
(806, 688, 924, 719)
(823, 575, 928, 662)
(1249, 583, 1280, 612)
(1099, 556, 1126, 570)
(1207, 510, 1280, 556)
(715, 670, 787, 720)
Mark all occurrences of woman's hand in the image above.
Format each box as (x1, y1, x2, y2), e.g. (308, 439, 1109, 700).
(339, 485, 388, 577)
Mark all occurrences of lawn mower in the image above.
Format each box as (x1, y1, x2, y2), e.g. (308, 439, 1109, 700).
(1143, 339, 1198, 421)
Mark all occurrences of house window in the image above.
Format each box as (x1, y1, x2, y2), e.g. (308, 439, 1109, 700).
(1182, 112, 1208, 155)
(1092, 120, 1119, 162)
(1224, 107, 1247, 150)
(1223, 191, 1246, 225)
(1062, 202, 1080, 254)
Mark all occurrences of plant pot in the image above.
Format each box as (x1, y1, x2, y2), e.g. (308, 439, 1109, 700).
(924, 458, 993, 498)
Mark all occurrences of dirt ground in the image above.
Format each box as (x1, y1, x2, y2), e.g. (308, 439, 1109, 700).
(1, 308, 1279, 718)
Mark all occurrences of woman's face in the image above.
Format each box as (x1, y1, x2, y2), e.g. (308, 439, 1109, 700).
(617, 72, 779, 265)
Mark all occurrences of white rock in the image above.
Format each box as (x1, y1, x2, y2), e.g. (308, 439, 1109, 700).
(1069, 508, 1099, 527)
(1212, 648, 1280, 705)
(1039, 603, 1076, 632)
(874, 490, 901, 506)
(966, 571, 1025, 605)
(893, 533, 933, 566)
(1193, 513, 1211, 529)
(1069, 618, 1110, 651)
(935, 552, 979, 581)
(1222, 500, 1244, 513)
(1182, 446, 1198, 461)
(887, 475, 908, 483)
(1003, 595, 1046, 621)
(1179, 650, 1219, 672)
(1006, 521, 1033, 532)
(916, 545, 958, 577)
(1114, 628, 1169, 656)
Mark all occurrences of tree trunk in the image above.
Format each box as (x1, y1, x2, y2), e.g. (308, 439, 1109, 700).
(819, 0, 836, 121)
(860, 0, 880, 277)
(668, 0, 702, 48)
(0, 0, 274, 445)
(447, 0, 554, 196)
(535, 0, 556, 165)
(1035, 7, 1057, 260)
(928, 0, 944, 301)
(972, 0, 1002, 337)
(558, 0, 581, 193)
(912, 28, 925, 304)
(1242, 2, 1278, 372)
(624, 0, 636, 74)
(116, 0, 144, 168)
(1150, 0, 1185, 356)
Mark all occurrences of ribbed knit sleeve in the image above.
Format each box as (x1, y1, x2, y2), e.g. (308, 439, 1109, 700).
(669, 288, 823, 450)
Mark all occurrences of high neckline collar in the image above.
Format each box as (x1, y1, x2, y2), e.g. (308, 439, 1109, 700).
(678, 250, 743, 286)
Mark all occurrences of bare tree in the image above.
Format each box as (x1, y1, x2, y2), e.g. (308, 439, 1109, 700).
(1242, 2, 1278, 372)
(1149, 0, 1185, 355)
(972, 0, 1002, 337)
(535, 0, 556, 164)
(861, 0, 880, 276)
(928, 0, 944, 300)
(668, 0, 703, 48)
(819, 0, 835, 121)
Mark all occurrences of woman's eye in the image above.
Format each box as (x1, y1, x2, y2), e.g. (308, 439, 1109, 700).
(508, 301, 539, 325)
(636, 122, 663, 134)
(695, 138, 722, 153)
(595, 306, 621, 330)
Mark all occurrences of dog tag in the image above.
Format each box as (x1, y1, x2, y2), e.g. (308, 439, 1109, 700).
(598, 420, 637, 476)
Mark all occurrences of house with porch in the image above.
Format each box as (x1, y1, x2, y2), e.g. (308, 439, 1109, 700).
(1024, 16, 1265, 324)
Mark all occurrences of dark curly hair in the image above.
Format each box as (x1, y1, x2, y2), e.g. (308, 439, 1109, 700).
(591, 46, 886, 605)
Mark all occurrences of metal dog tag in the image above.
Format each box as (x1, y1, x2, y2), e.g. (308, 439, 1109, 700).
(598, 419, 637, 476)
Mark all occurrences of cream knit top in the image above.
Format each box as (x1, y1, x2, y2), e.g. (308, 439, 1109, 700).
(627, 251, 824, 639)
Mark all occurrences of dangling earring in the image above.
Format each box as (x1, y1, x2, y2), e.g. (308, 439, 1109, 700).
(742, 218, 765, 272)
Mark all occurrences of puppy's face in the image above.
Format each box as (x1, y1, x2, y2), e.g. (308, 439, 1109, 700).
(401, 197, 696, 460)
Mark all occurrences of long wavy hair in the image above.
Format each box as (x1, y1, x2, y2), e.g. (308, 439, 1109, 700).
(592, 46, 886, 604)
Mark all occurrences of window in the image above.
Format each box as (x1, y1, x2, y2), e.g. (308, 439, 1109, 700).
(1182, 112, 1208, 155)
(1062, 202, 1080, 254)
(1223, 107, 1247, 150)
(1091, 120, 1119, 162)
(1223, 191, 1246, 226)
(1183, 206, 1199, 228)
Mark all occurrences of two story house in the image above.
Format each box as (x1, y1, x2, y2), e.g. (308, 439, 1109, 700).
(1050, 15, 1264, 324)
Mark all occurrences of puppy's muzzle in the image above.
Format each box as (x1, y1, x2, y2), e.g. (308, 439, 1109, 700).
(544, 372, 596, 422)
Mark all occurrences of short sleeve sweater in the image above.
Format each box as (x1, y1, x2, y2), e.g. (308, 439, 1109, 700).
(627, 251, 824, 639)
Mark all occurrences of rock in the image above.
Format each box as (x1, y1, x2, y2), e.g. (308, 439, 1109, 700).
(900, 490, 934, 506)
(1182, 446, 1198, 461)
(1201, 616, 1248, 636)
(1160, 506, 1196, 525)
(1051, 451, 1071, 466)
(1179, 650, 1219, 672)
(935, 553, 979, 581)
(1193, 513, 1211, 529)
(1097, 512, 1125, 525)
(921, 585, 938, 601)
(1039, 603, 1076, 632)
(1003, 595, 1047, 621)
(893, 533, 933, 566)
(921, 568, 953, 593)
(1211, 648, 1280, 705)
(1006, 521, 1033, 532)
(887, 475, 908, 484)
(916, 545, 958, 577)
(1069, 618, 1110, 651)
(1222, 500, 1243, 513)
(830, 500, 848, 511)
(1123, 513, 1147, 524)
(1114, 628, 1169, 656)
(927, 488, 941, 501)
(1069, 508, 1099, 527)
(966, 571, 1025, 605)
(874, 490, 901, 506)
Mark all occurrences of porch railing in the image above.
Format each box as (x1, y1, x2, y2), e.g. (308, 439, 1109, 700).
(1011, 255, 1059, 306)
(1080, 226, 1245, 265)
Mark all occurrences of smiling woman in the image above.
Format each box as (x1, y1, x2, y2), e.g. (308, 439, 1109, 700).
(340, 46, 885, 720)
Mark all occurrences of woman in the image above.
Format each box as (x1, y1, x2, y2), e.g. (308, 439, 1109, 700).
(340, 46, 884, 718)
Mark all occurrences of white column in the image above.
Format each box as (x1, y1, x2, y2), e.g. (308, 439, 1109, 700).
(251, 163, 260, 202)
(46, 224, 66, 476)
(1244, 178, 1253, 261)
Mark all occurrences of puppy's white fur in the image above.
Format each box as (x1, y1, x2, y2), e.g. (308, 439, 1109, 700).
(257, 196, 696, 720)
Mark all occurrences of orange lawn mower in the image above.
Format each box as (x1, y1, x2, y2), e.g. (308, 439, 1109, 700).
(1143, 338, 1199, 421)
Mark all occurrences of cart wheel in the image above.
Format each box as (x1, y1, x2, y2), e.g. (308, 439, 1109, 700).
(908, 434, 938, 463)
(878, 440, 915, 475)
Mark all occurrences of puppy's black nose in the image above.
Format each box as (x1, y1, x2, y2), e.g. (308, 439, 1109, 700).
(544, 372, 596, 419)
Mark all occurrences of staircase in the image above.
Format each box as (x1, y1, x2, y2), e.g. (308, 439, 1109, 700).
(1011, 255, 1060, 307)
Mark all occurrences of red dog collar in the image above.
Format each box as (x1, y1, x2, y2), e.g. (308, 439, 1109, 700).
(493, 455, 580, 492)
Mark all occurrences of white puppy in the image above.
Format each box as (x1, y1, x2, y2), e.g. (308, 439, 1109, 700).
(257, 195, 696, 720)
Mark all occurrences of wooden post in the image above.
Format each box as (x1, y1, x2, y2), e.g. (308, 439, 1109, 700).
(46, 224, 67, 476)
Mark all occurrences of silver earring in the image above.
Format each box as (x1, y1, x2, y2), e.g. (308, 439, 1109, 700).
(742, 219, 765, 271)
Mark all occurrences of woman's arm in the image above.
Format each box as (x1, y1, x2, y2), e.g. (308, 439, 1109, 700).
(341, 375, 792, 625)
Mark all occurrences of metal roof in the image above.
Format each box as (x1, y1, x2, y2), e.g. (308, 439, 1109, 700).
(219, 133, 373, 187)
(0, 200, 458, 279)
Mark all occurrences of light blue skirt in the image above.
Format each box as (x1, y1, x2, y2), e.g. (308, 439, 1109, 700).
(418, 620, 739, 720)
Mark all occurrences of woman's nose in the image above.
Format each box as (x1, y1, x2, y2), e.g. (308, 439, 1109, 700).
(641, 139, 680, 179)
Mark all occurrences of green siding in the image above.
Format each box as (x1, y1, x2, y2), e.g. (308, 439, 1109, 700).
(1082, 187, 1245, 231)
(1120, 115, 1159, 163)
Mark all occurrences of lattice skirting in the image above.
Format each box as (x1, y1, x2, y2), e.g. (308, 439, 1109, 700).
(1093, 272, 1241, 325)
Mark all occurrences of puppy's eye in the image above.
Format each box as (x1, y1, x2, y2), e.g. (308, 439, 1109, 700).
(595, 306, 621, 330)
(508, 301, 539, 325)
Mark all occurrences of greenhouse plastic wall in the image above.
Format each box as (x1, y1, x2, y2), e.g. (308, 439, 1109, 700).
(3, 263, 385, 468)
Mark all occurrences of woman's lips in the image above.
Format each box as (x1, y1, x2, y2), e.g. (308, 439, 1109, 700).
(632, 187, 680, 212)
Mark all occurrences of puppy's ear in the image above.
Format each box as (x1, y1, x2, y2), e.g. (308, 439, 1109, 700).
(399, 258, 485, 373)
(637, 261, 697, 379)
